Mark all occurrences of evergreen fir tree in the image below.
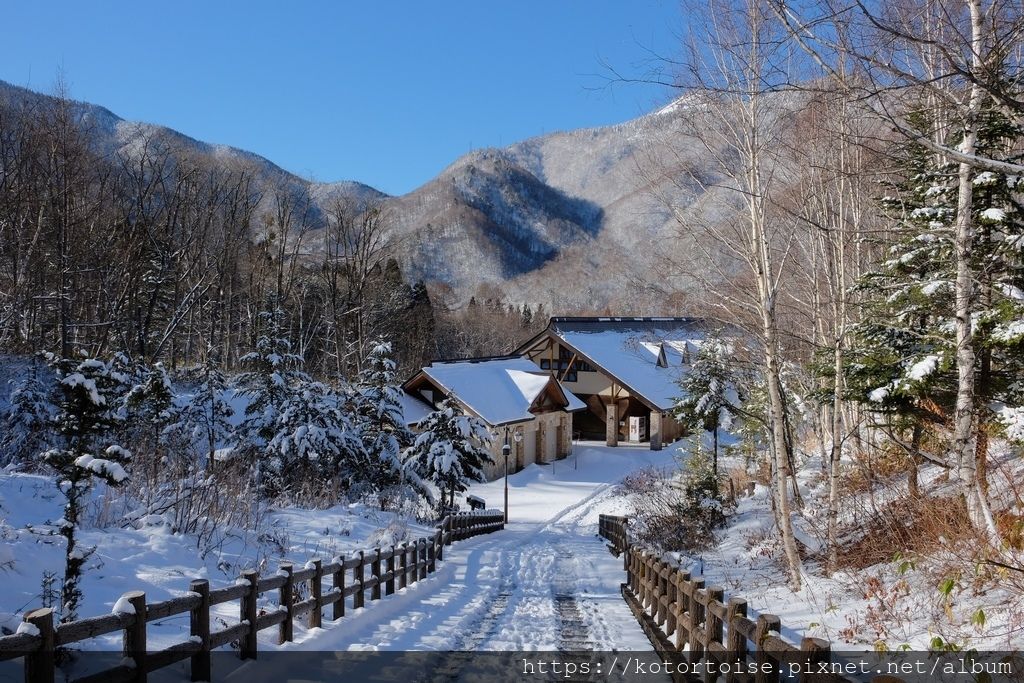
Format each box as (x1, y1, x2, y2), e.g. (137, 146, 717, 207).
(42, 351, 132, 623)
(269, 380, 361, 498)
(353, 339, 422, 509)
(164, 352, 235, 467)
(402, 398, 492, 513)
(2, 361, 56, 466)
(233, 303, 308, 479)
(674, 338, 738, 472)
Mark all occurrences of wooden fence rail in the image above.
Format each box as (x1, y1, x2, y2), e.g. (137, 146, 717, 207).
(598, 514, 899, 683)
(0, 508, 504, 683)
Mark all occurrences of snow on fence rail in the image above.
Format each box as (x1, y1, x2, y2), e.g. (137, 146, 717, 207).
(598, 514, 903, 683)
(0, 508, 504, 683)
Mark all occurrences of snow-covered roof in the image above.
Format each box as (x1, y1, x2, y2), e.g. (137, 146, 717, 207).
(397, 389, 435, 426)
(546, 318, 710, 411)
(406, 356, 585, 426)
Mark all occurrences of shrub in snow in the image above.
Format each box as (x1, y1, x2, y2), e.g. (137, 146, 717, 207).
(42, 351, 133, 623)
(615, 443, 733, 553)
(402, 398, 492, 514)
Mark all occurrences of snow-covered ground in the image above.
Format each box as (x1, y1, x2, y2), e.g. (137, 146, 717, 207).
(670, 445, 1024, 651)
(0, 440, 675, 654)
(0, 472, 433, 649)
(282, 441, 675, 651)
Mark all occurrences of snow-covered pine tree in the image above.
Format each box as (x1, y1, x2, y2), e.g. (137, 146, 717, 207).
(674, 338, 738, 472)
(164, 352, 235, 467)
(42, 352, 132, 623)
(2, 361, 56, 466)
(124, 361, 176, 486)
(848, 100, 1024, 497)
(353, 339, 422, 509)
(233, 302, 308, 483)
(402, 398, 492, 513)
(268, 380, 362, 500)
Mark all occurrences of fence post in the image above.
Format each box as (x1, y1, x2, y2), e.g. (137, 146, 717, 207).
(665, 566, 678, 640)
(445, 514, 453, 545)
(799, 637, 831, 683)
(240, 569, 259, 660)
(332, 556, 345, 620)
(354, 551, 365, 608)
(23, 607, 54, 683)
(673, 571, 689, 651)
(419, 539, 428, 580)
(386, 546, 396, 596)
(428, 533, 437, 573)
(122, 590, 147, 682)
(704, 586, 725, 683)
(189, 579, 211, 682)
(279, 563, 294, 644)
(754, 614, 782, 683)
(309, 559, 322, 629)
(688, 577, 706, 664)
(370, 548, 382, 602)
(402, 543, 411, 589)
(724, 598, 748, 683)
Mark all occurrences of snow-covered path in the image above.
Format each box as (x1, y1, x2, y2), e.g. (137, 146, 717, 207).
(285, 442, 678, 652)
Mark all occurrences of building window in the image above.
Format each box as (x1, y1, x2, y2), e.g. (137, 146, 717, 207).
(540, 359, 551, 370)
(564, 371, 577, 382)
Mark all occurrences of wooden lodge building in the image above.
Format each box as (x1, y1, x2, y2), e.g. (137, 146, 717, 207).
(517, 317, 711, 450)
(399, 356, 585, 480)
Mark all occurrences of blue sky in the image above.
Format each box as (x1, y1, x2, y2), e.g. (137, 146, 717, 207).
(0, 2, 681, 196)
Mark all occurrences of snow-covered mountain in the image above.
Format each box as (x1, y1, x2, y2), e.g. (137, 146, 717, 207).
(0, 80, 799, 308)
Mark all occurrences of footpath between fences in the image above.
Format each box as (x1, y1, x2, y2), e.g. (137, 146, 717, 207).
(0, 508, 504, 683)
(598, 514, 913, 683)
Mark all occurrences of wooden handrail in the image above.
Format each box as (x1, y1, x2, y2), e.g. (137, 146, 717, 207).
(1, 507, 505, 683)
(598, 513, 903, 683)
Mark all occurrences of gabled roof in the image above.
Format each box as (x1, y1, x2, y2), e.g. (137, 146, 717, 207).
(401, 355, 585, 427)
(518, 317, 715, 412)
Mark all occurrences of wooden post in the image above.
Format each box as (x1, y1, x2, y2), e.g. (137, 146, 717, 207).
(278, 563, 294, 644)
(370, 549, 382, 601)
(704, 586, 725, 683)
(353, 551, 365, 608)
(606, 399, 619, 447)
(23, 607, 54, 683)
(309, 559, 322, 629)
(189, 579, 211, 682)
(427, 533, 437, 573)
(332, 556, 345, 621)
(673, 571, 689, 651)
(754, 614, 782, 683)
(399, 543, 408, 590)
(122, 591, 147, 683)
(386, 546, 396, 596)
(688, 577, 706, 664)
(650, 411, 663, 451)
(800, 637, 831, 683)
(665, 566, 678, 640)
(724, 598, 748, 683)
(240, 569, 259, 660)
(418, 539, 428, 580)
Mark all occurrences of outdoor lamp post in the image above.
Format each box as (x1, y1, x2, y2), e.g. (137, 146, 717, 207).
(502, 432, 510, 524)
(501, 427, 523, 524)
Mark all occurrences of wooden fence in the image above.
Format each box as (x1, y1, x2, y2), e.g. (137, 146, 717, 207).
(0, 508, 504, 683)
(598, 514, 899, 683)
